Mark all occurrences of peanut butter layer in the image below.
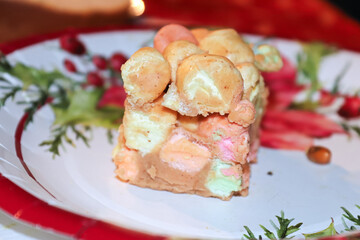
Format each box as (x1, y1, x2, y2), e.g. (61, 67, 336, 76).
(114, 144, 250, 200)
(114, 116, 253, 200)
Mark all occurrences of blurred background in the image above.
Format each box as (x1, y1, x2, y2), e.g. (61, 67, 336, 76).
(0, 0, 360, 51)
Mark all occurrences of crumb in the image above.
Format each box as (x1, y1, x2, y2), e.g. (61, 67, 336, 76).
(267, 171, 273, 176)
(146, 165, 157, 179)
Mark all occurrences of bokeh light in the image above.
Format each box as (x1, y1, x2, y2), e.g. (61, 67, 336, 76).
(129, 0, 145, 16)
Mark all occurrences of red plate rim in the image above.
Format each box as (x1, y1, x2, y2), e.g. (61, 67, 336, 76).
(1, 24, 360, 240)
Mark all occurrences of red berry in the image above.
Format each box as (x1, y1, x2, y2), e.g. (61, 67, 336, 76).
(337, 96, 360, 119)
(109, 53, 127, 72)
(63, 59, 77, 72)
(59, 34, 86, 55)
(92, 55, 107, 70)
(319, 90, 336, 106)
(98, 86, 127, 108)
(87, 72, 104, 87)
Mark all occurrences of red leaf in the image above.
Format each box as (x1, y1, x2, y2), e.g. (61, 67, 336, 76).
(262, 56, 302, 110)
(262, 110, 345, 138)
(267, 85, 303, 110)
(260, 129, 313, 151)
(262, 56, 297, 89)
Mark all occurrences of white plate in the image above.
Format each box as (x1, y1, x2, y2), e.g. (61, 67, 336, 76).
(1, 29, 360, 239)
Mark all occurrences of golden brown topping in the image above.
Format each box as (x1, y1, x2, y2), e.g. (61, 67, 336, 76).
(235, 62, 260, 99)
(199, 29, 254, 65)
(176, 53, 243, 115)
(121, 47, 171, 105)
(154, 24, 198, 53)
(190, 28, 211, 42)
(228, 99, 256, 127)
(163, 40, 204, 82)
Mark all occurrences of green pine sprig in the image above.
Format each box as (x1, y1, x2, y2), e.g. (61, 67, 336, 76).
(70, 125, 91, 148)
(39, 125, 92, 158)
(340, 123, 360, 138)
(341, 205, 360, 231)
(342, 218, 357, 232)
(244, 226, 263, 240)
(0, 52, 11, 71)
(1, 52, 123, 158)
(1, 75, 50, 128)
(20, 89, 50, 127)
(243, 211, 302, 240)
(107, 129, 114, 145)
(39, 125, 70, 157)
(0, 77, 22, 108)
(243, 206, 360, 239)
(331, 62, 351, 94)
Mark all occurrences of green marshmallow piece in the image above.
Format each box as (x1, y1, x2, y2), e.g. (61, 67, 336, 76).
(206, 158, 242, 198)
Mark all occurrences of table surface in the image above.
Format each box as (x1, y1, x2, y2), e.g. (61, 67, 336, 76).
(0, 0, 130, 44)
